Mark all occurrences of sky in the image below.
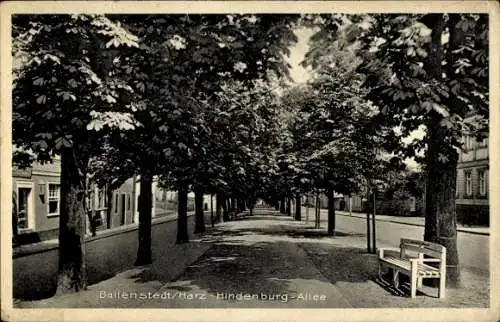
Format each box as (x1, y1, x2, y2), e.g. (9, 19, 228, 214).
(286, 27, 315, 84)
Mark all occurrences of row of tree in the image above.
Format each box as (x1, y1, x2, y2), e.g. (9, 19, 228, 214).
(12, 14, 300, 293)
(267, 13, 488, 286)
(12, 13, 488, 292)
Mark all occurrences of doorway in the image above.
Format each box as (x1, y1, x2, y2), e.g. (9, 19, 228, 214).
(16, 183, 34, 231)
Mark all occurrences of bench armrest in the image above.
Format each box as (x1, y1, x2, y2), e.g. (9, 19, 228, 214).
(378, 247, 401, 259)
(421, 258, 441, 262)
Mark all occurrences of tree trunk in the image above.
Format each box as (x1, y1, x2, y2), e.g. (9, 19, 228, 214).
(194, 186, 206, 234)
(238, 198, 245, 212)
(176, 188, 189, 244)
(327, 189, 336, 236)
(372, 192, 377, 253)
(210, 194, 214, 228)
(222, 195, 230, 222)
(231, 197, 237, 213)
(105, 183, 113, 229)
(280, 196, 286, 214)
(366, 208, 371, 253)
(423, 13, 460, 286)
(216, 193, 223, 222)
(295, 194, 301, 221)
(315, 194, 320, 229)
(314, 195, 317, 228)
(236, 198, 241, 212)
(56, 147, 88, 294)
(286, 197, 291, 216)
(274, 198, 280, 211)
(135, 173, 152, 266)
(425, 116, 460, 286)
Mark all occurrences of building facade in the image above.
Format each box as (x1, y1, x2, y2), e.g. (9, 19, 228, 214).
(12, 159, 141, 242)
(13, 161, 217, 244)
(302, 193, 345, 210)
(13, 160, 62, 241)
(456, 135, 489, 226)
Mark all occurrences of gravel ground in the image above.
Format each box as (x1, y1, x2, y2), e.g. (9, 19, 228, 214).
(298, 243, 489, 308)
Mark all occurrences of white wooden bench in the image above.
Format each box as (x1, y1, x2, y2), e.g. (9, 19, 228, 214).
(378, 238, 446, 298)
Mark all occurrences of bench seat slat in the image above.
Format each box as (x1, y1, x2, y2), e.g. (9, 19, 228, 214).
(400, 238, 445, 253)
(380, 256, 441, 277)
(401, 244, 444, 259)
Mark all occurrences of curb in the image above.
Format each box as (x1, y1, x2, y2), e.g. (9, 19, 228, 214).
(336, 212, 490, 236)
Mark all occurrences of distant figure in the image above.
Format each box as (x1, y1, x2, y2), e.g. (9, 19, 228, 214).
(12, 191, 18, 245)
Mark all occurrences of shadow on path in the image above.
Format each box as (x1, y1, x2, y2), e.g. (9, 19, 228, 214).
(15, 210, 488, 308)
(126, 212, 378, 307)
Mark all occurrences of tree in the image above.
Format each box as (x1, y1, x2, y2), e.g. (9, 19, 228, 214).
(296, 15, 407, 238)
(319, 14, 488, 285)
(143, 14, 299, 242)
(282, 79, 389, 236)
(13, 14, 140, 293)
(209, 78, 285, 218)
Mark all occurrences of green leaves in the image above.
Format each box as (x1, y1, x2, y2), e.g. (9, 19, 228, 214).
(61, 92, 76, 101)
(32, 77, 44, 86)
(87, 111, 139, 132)
(13, 14, 142, 164)
(36, 94, 47, 104)
(43, 53, 61, 65)
(54, 136, 73, 149)
(103, 94, 117, 104)
(324, 13, 489, 165)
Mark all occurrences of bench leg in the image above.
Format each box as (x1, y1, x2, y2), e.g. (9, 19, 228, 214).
(417, 276, 423, 289)
(410, 273, 418, 298)
(410, 260, 418, 298)
(438, 277, 446, 298)
(392, 270, 400, 290)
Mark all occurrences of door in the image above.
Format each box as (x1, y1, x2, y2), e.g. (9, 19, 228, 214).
(17, 185, 34, 231)
(120, 194, 126, 225)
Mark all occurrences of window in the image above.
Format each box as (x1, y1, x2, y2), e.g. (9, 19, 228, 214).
(464, 136, 474, 150)
(465, 172, 472, 196)
(85, 189, 93, 210)
(409, 197, 416, 212)
(98, 189, 105, 209)
(479, 170, 487, 196)
(48, 183, 60, 215)
(478, 137, 488, 148)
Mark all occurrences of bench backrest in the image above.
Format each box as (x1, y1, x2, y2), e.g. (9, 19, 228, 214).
(399, 238, 446, 260)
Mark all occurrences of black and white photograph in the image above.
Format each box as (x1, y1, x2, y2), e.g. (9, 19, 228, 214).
(1, 1, 499, 321)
